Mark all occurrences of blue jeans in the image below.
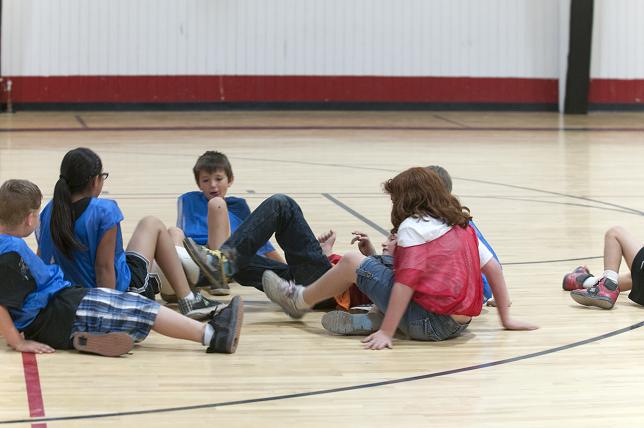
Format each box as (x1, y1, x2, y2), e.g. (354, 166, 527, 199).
(355, 256, 469, 341)
(221, 194, 332, 291)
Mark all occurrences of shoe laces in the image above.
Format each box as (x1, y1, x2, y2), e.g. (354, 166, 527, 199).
(198, 292, 221, 307)
(203, 247, 227, 262)
(282, 280, 300, 298)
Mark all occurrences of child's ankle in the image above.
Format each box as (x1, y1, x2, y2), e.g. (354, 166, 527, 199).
(602, 270, 619, 283)
(294, 287, 311, 310)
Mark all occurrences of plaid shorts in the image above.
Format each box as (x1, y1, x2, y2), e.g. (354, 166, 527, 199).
(71, 288, 161, 342)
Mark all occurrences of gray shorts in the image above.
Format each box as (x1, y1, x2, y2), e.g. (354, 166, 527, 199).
(355, 255, 469, 341)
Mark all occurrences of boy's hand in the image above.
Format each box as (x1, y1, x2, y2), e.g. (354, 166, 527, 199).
(502, 318, 538, 331)
(361, 330, 393, 350)
(351, 231, 377, 256)
(12, 340, 55, 354)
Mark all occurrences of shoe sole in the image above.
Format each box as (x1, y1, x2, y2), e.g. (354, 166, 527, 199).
(208, 296, 244, 354)
(182, 238, 229, 293)
(72, 332, 134, 357)
(570, 292, 615, 309)
(209, 286, 231, 296)
(321, 311, 380, 335)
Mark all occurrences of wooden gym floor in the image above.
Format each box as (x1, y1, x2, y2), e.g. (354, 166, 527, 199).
(1, 111, 644, 427)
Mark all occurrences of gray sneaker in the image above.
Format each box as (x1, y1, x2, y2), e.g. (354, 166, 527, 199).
(262, 270, 307, 319)
(321, 310, 383, 335)
(182, 238, 230, 296)
(178, 291, 224, 320)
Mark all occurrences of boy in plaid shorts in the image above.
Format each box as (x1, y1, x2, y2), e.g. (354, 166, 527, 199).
(0, 179, 242, 356)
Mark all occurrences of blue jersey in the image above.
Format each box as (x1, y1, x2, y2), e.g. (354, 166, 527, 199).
(470, 220, 499, 302)
(37, 198, 131, 292)
(177, 192, 275, 255)
(0, 234, 71, 329)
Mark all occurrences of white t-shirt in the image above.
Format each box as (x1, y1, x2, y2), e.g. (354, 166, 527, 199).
(396, 216, 494, 268)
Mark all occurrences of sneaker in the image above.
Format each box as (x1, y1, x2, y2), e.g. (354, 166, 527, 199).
(178, 291, 225, 320)
(570, 277, 619, 309)
(321, 310, 383, 335)
(183, 238, 230, 295)
(72, 332, 134, 357)
(262, 270, 307, 319)
(562, 266, 594, 291)
(207, 295, 244, 354)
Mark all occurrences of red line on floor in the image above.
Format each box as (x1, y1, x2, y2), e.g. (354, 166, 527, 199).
(21, 352, 47, 428)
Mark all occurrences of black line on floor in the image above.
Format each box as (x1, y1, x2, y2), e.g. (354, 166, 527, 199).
(321, 193, 389, 236)
(2, 320, 642, 425)
(432, 114, 469, 128)
(74, 115, 88, 129)
(504, 256, 603, 266)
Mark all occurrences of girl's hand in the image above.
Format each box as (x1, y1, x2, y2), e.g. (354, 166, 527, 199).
(13, 340, 55, 354)
(361, 330, 393, 350)
(351, 231, 377, 256)
(502, 318, 539, 331)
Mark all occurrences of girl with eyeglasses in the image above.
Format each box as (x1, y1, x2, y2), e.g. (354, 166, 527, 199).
(37, 147, 222, 320)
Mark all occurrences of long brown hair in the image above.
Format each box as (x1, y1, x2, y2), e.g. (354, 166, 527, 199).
(384, 167, 471, 232)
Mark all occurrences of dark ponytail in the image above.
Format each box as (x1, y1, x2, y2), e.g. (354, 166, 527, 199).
(51, 148, 103, 258)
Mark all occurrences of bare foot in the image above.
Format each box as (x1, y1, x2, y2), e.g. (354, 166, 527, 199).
(317, 230, 336, 256)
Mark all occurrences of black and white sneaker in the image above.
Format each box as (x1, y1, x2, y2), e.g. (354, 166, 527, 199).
(178, 291, 224, 320)
(207, 296, 244, 354)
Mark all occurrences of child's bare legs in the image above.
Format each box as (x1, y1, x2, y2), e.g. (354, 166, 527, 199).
(615, 273, 632, 291)
(207, 197, 230, 250)
(570, 226, 641, 309)
(604, 225, 641, 276)
(168, 226, 185, 247)
(153, 305, 204, 342)
(127, 216, 192, 299)
(302, 252, 365, 305)
(263, 251, 365, 318)
(151, 297, 244, 354)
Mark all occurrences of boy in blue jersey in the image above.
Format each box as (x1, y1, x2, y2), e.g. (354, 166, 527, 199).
(0, 179, 243, 356)
(169, 151, 284, 295)
(426, 165, 499, 304)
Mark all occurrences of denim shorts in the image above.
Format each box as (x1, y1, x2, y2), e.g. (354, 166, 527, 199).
(355, 256, 469, 341)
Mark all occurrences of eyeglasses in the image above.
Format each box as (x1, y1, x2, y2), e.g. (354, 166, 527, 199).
(100, 172, 109, 180)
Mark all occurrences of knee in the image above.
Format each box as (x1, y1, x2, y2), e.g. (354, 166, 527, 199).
(139, 215, 164, 230)
(208, 196, 227, 211)
(268, 193, 294, 207)
(339, 251, 365, 270)
(605, 225, 626, 240)
(167, 226, 185, 239)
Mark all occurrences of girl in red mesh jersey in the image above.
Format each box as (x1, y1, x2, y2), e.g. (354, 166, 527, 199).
(263, 167, 537, 350)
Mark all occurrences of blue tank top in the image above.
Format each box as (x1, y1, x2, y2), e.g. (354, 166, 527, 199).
(470, 220, 499, 301)
(177, 192, 275, 255)
(0, 234, 71, 329)
(37, 198, 131, 292)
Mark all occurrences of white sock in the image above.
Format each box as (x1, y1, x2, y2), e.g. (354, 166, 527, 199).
(602, 270, 619, 283)
(179, 291, 196, 302)
(294, 286, 310, 310)
(583, 276, 599, 288)
(202, 323, 215, 346)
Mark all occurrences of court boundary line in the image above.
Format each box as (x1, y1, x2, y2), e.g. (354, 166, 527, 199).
(3, 320, 642, 425)
(21, 353, 47, 428)
(2, 125, 644, 133)
(7, 140, 643, 425)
